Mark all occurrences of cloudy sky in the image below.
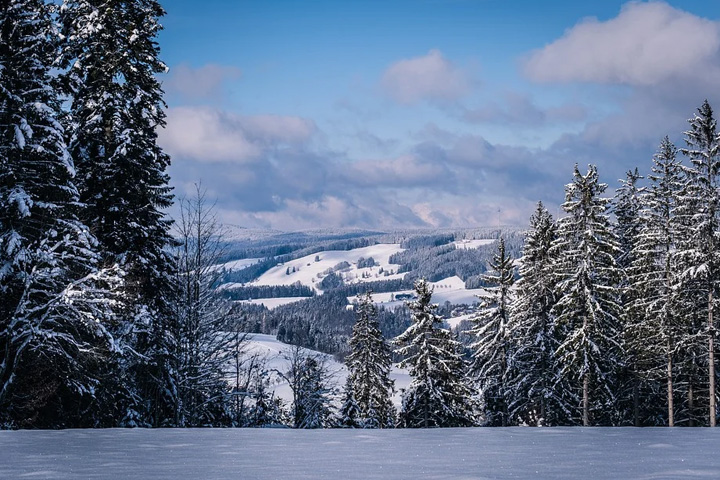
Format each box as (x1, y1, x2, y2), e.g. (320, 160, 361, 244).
(158, 0, 720, 230)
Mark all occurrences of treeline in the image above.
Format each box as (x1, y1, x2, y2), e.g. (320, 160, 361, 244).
(466, 102, 720, 427)
(221, 283, 315, 301)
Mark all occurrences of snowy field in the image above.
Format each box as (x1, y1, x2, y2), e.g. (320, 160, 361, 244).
(252, 244, 405, 290)
(244, 334, 410, 408)
(2, 427, 719, 479)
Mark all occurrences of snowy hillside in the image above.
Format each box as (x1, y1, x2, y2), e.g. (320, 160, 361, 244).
(252, 243, 405, 291)
(244, 334, 410, 408)
(352, 275, 484, 310)
(4, 428, 719, 479)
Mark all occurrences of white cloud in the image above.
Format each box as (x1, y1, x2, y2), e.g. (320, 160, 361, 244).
(160, 107, 316, 163)
(165, 63, 242, 99)
(524, 2, 720, 86)
(381, 49, 470, 104)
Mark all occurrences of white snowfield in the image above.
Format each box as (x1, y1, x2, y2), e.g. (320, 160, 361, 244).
(454, 238, 495, 249)
(360, 276, 484, 311)
(212, 257, 264, 272)
(244, 334, 410, 408)
(3, 427, 719, 479)
(252, 244, 405, 291)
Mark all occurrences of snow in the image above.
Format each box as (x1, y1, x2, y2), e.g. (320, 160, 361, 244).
(2, 427, 719, 479)
(237, 296, 311, 309)
(359, 276, 484, 310)
(244, 334, 410, 408)
(454, 238, 496, 249)
(212, 257, 263, 272)
(253, 244, 405, 291)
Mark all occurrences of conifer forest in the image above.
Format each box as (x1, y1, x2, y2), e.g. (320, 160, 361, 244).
(3, 0, 720, 433)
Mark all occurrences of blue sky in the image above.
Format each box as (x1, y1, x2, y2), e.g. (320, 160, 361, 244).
(157, 1, 720, 229)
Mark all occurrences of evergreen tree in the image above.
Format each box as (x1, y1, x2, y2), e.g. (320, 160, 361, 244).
(551, 164, 622, 426)
(0, 0, 117, 427)
(395, 279, 475, 428)
(674, 100, 720, 426)
(58, 0, 176, 426)
(342, 292, 396, 428)
(630, 137, 684, 426)
(283, 347, 335, 429)
(507, 202, 569, 426)
(469, 238, 514, 426)
(614, 168, 646, 425)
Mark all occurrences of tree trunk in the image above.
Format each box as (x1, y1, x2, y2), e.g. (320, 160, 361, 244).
(583, 373, 589, 426)
(710, 290, 716, 427)
(633, 376, 640, 427)
(667, 347, 674, 427)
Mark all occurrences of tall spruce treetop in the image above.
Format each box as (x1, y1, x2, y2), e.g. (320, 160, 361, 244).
(0, 0, 115, 423)
(342, 291, 396, 428)
(676, 100, 720, 282)
(469, 237, 514, 426)
(551, 164, 622, 426)
(59, 0, 173, 301)
(395, 279, 475, 428)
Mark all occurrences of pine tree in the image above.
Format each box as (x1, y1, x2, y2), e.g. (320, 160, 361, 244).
(0, 0, 117, 427)
(614, 168, 646, 425)
(469, 238, 514, 426)
(342, 291, 396, 428)
(283, 347, 335, 429)
(674, 100, 720, 427)
(629, 137, 684, 426)
(58, 0, 176, 426)
(551, 164, 623, 426)
(395, 279, 475, 428)
(507, 202, 570, 426)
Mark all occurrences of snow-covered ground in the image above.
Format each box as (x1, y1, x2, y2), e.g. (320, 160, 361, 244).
(359, 276, 484, 310)
(252, 244, 405, 291)
(212, 257, 264, 272)
(453, 238, 495, 249)
(237, 296, 312, 309)
(3, 427, 719, 479)
(244, 334, 410, 408)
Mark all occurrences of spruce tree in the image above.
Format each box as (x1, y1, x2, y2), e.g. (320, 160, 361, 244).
(630, 137, 684, 426)
(395, 279, 475, 428)
(469, 238, 514, 426)
(342, 291, 396, 428)
(614, 168, 646, 425)
(674, 100, 720, 427)
(507, 202, 570, 425)
(0, 0, 116, 427)
(58, 0, 176, 426)
(551, 164, 623, 426)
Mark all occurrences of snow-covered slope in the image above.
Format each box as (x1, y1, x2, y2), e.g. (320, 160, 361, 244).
(244, 334, 409, 408)
(252, 243, 405, 291)
(4, 428, 719, 479)
(357, 276, 484, 310)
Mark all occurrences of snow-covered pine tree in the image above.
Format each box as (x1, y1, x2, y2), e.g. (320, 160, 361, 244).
(342, 292, 395, 428)
(551, 164, 623, 426)
(629, 137, 684, 426)
(58, 0, 176, 426)
(395, 279, 475, 428)
(0, 0, 118, 427)
(284, 349, 335, 429)
(507, 202, 570, 426)
(674, 100, 720, 427)
(613, 168, 647, 426)
(469, 238, 514, 426)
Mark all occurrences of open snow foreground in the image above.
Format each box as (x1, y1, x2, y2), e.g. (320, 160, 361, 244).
(1, 428, 719, 479)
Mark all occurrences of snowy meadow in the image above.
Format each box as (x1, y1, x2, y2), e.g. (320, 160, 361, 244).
(2, 427, 719, 479)
(0, 427, 720, 480)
